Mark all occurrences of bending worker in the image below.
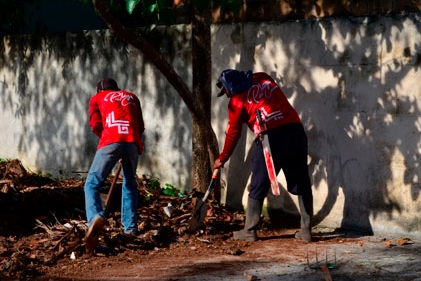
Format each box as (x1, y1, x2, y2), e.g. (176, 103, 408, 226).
(213, 69, 313, 242)
(84, 78, 145, 252)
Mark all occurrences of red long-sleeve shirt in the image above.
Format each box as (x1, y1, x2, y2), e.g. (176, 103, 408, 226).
(89, 89, 145, 153)
(218, 72, 301, 163)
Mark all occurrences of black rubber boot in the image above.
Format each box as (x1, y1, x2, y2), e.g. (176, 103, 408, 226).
(233, 197, 263, 241)
(295, 194, 313, 242)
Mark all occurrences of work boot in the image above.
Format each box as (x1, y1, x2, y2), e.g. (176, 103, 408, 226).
(85, 216, 106, 254)
(295, 194, 313, 242)
(233, 197, 263, 241)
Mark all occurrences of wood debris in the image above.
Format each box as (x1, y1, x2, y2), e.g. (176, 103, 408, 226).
(0, 159, 243, 279)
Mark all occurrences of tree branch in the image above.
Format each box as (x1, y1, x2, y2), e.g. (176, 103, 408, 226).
(92, 0, 204, 120)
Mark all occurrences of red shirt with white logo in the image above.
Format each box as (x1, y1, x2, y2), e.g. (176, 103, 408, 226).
(218, 72, 301, 163)
(89, 89, 145, 153)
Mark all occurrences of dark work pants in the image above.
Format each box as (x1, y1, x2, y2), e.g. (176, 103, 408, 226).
(250, 123, 312, 201)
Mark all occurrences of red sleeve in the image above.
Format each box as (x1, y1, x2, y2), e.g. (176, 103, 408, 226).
(218, 95, 247, 164)
(88, 95, 103, 138)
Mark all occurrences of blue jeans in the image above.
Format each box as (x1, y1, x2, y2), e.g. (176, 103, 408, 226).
(84, 142, 139, 234)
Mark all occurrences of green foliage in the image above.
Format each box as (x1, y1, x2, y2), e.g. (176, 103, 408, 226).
(139, 175, 181, 209)
(136, 0, 174, 26)
(148, 176, 162, 191)
(126, 0, 140, 14)
(1, 0, 244, 35)
(116, 0, 242, 26)
(143, 174, 184, 197)
(162, 183, 183, 197)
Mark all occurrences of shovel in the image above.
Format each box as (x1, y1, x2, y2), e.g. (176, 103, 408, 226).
(104, 159, 122, 217)
(188, 169, 220, 232)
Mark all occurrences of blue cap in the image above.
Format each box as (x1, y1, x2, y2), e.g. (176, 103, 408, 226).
(216, 69, 252, 97)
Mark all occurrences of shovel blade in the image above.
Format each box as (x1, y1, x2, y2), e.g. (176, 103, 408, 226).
(188, 169, 219, 232)
(188, 198, 208, 232)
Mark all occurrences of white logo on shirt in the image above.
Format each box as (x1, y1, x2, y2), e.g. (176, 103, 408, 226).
(105, 91, 136, 106)
(106, 111, 129, 134)
(260, 108, 283, 122)
(247, 81, 279, 104)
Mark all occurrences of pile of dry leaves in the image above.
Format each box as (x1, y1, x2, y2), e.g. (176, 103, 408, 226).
(0, 159, 244, 280)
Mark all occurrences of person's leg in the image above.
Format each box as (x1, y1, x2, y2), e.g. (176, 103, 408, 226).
(84, 143, 121, 252)
(233, 196, 263, 241)
(295, 193, 313, 242)
(120, 143, 140, 235)
(233, 139, 268, 241)
(84, 144, 121, 225)
(281, 125, 313, 242)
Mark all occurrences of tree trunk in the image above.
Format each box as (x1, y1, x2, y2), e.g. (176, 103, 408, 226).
(191, 6, 220, 201)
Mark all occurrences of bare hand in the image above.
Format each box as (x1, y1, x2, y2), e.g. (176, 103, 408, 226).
(213, 159, 224, 170)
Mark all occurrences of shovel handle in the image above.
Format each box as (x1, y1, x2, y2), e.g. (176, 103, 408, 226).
(104, 159, 122, 216)
(256, 109, 263, 125)
(256, 109, 268, 133)
(201, 169, 220, 202)
(211, 168, 220, 179)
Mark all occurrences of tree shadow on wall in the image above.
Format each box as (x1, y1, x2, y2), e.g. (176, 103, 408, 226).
(0, 27, 192, 189)
(217, 14, 421, 235)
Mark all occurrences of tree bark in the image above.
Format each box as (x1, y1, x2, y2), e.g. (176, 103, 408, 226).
(191, 6, 221, 200)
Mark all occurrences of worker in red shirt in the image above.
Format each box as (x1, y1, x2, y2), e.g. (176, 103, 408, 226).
(84, 78, 145, 253)
(213, 69, 313, 242)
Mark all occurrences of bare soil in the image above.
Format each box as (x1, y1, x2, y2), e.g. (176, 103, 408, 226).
(28, 228, 421, 281)
(1, 159, 420, 281)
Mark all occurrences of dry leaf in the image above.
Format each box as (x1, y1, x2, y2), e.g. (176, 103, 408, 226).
(384, 240, 392, 247)
(396, 238, 413, 246)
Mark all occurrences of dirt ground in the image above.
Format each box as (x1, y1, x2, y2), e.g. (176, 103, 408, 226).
(1, 159, 420, 281)
(30, 228, 421, 281)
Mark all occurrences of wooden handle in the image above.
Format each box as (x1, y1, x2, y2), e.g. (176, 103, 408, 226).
(104, 160, 122, 213)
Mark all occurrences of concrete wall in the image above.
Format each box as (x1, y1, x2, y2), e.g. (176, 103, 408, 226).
(0, 28, 193, 188)
(212, 14, 421, 235)
(1, 13, 421, 235)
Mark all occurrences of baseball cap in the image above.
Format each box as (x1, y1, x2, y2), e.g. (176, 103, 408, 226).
(97, 78, 120, 92)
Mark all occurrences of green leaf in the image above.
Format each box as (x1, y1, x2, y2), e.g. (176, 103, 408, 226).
(161, 183, 183, 197)
(148, 3, 158, 14)
(140, 0, 158, 17)
(126, 0, 141, 14)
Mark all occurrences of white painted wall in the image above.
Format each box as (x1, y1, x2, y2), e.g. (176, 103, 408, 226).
(1, 14, 421, 235)
(211, 15, 421, 235)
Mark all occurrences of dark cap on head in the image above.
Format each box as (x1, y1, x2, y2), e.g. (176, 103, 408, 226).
(97, 78, 120, 92)
(216, 69, 252, 97)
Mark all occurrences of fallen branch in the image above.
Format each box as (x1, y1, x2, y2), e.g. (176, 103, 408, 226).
(34, 219, 56, 238)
